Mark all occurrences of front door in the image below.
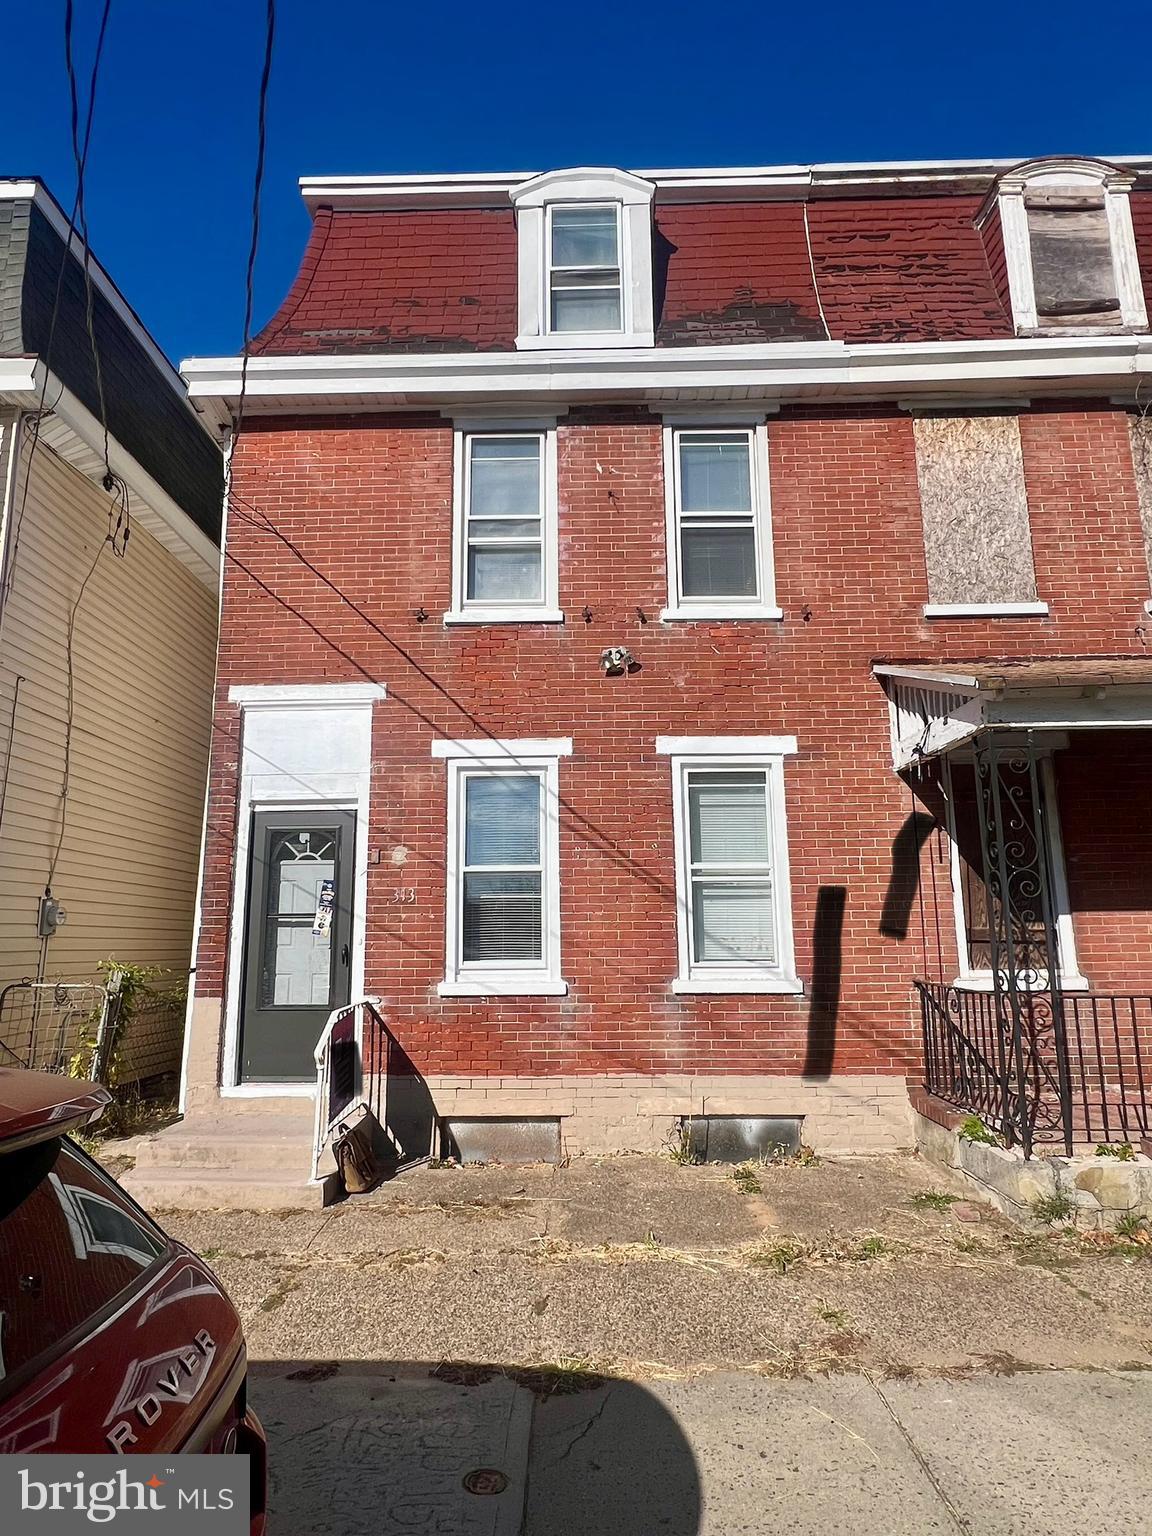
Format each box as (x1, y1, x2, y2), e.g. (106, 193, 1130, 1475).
(239, 810, 356, 1082)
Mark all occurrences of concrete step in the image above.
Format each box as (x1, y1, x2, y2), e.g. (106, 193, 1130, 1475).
(121, 1163, 341, 1212)
(133, 1115, 317, 1174)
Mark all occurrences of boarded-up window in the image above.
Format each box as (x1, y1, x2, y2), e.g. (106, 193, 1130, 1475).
(1130, 414, 1152, 583)
(914, 414, 1038, 604)
(1026, 192, 1119, 327)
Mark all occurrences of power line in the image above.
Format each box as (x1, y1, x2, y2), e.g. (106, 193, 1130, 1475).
(233, 0, 277, 449)
(1, 0, 114, 610)
(41, 0, 125, 895)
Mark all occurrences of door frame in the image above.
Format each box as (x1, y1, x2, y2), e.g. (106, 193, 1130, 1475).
(222, 798, 368, 1096)
(238, 808, 358, 1085)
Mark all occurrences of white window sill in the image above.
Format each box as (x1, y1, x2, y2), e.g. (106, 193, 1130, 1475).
(438, 976, 570, 998)
(515, 331, 654, 351)
(661, 605, 784, 623)
(923, 602, 1049, 619)
(443, 608, 565, 626)
(671, 974, 805, 996)
(951, 973, 1090, 994)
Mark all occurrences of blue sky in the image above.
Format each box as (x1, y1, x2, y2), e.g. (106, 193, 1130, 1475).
(1, 0, 1148, 366)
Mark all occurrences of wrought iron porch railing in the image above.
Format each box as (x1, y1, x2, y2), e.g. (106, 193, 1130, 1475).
(917, 980, 1152, 1153)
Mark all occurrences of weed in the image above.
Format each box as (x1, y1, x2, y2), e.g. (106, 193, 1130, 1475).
(909, 1191, 961, 1212)
(731, 1163, 761, 1195)
(817, 1306, 849, 1328)
(953, 1235, 989, 1255)
(854, 1236, 887, 1259)
(665, 1122, 701, 1167)
(959, 1116, 999, 1147)
(1115, 1211, 1150, 1240)
(1096, 1142, 1137, 1161)
(749, 1240, 808, 1275)
(200, 1247, 220, 1262)
(1031, 1191, 1076, 1225)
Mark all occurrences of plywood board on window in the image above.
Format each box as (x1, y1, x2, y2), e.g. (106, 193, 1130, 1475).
(913, 413, 1037, 604)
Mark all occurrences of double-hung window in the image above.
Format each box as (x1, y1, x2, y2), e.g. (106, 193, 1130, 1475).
(548, 205, 622, 334)
(662, 424, 780, 621)
(511, 168, 656, 350)
(447, 428, 560, 624)
(434, 738, 570, 996)
(658, 737, 800, 993)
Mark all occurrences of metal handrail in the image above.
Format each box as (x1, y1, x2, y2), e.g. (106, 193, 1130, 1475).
(917, 980, 1152, 1151)
(311, 995, 384, 1183)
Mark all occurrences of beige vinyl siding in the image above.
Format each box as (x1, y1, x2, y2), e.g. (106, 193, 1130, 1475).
(0, 432, 216, 1018)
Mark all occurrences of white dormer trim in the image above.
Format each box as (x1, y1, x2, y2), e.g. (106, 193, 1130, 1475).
(511, 167, 656, 351)
(987, 158, 1148, 335)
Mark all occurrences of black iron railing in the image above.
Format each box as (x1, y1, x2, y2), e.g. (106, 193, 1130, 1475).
(917, 981, 1152, 1152)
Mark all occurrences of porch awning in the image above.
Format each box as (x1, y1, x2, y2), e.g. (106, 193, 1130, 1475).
(873, 657, 1152, 770)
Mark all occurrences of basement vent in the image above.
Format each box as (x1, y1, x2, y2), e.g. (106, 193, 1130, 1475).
(444, 1117, 562, 1166)
(684, 1115, 802, 1164)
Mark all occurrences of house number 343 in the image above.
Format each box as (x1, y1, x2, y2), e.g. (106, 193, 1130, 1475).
(391, 888, 416, 904)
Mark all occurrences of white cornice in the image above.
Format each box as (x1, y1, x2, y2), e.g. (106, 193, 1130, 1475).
(0, 179, 214, 438)
(180, 334, 1152, 414)
(299, 154, 1152, 211)
(0, 361, 220, 587)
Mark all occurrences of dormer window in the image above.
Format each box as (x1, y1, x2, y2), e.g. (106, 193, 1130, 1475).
(512, 168, 656, 350)
(990, 158, 1148, 335)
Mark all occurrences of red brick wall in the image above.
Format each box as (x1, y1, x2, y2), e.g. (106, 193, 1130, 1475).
(194, 405, 1151, 1083)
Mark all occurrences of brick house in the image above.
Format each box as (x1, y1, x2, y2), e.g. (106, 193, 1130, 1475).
(130, 154, 1152, 1204)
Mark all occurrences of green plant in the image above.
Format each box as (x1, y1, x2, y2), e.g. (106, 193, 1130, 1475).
(959, 1116, 1000, 1147)
(1096, 1142, 1137, 1161)
(1031, 1191, 1076, 1225)
(750, 1240, 808, 1275)
(68, 958, 173, 1085)
(909, 1190, 961, 1212)
(1115, 1211, 1149, 1239)
(731, 1163, 761, 1194)
(854, 1236, 887, 1259)
(665, 1121, 701, 1166)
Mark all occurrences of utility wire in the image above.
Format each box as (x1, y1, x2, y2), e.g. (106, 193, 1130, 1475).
(1, 0, 114, 608)
(43, 0, 123, 894)
(232, 0, 276, 453)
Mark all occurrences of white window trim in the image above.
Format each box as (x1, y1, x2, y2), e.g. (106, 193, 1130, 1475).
(942, 750, 1088, 993)
(657, 738, 802, 995)
(445, 424, 562, 625)
(436, 738, 569, 997)
(923, 602, 1050, 619)
(511, 167, 656, 350)
(991, 158, 1149, 336)
(661, 419, 780, 621)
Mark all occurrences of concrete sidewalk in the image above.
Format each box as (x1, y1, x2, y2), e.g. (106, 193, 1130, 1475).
(249, 1363, 1151, 1536)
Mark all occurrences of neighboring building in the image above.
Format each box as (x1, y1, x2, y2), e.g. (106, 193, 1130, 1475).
(0, 178, 223, 1082)
(139, 154, 1152, 1204)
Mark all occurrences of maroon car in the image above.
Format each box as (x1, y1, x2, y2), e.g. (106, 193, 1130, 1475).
(0, 1068, 266, 1532)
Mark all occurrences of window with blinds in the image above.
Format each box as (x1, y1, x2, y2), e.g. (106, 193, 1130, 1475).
(664, 746, 799, 993)
(460, 772, 544, 964)
(686, 771, 776, 966)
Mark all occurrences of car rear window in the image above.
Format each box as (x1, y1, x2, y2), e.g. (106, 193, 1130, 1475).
(0, 1139, 167, 1395)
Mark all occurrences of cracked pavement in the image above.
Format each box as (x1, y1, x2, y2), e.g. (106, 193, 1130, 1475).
(147, 1154, 1152, 1531)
